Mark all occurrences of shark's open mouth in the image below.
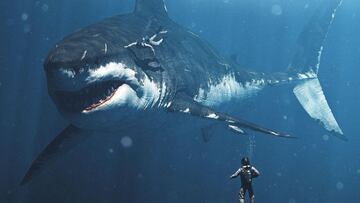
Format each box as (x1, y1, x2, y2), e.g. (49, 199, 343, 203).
(55, 80, 125, 113)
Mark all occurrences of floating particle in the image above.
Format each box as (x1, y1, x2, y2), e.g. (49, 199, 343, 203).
(276, 172, 282, 177)
(271, 4, 283, 16)
(283, 98, 291, 105)
(24, 25, 31, 33)
(21, 13, 28, 21)
(336, 181, 344, 190)
(108, 148, 114, 154)
(357, 169, 360, 174)
(283, 115, 288, 120)
(304, 4, 309, 9)
(6, 19, 14, 26)
(289, 198, 296, 203)
(121, 136, 133, 148)
(42, 4, 49, 12)
(223, 0, 230, 3)
(322, 134, 330, 141)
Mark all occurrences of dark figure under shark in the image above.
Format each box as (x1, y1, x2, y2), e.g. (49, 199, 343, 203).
(230, 157, 260, 203)
(21, 0, 346, 185)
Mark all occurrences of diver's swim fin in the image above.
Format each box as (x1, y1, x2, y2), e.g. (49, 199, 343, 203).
(169, 93, 296, 139)
(21, 125, 85, 185)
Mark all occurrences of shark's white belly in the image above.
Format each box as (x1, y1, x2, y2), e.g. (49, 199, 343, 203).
(194, 73, 265, 106)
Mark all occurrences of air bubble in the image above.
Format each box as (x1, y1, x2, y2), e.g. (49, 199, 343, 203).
(191, 22, 196, 28)
(336, 181, 344, 190)
(289, 198, 296, 203)
(6, 19, 14, 26)
(21, 13, 29, 21)
(271, 5, 282, 16)
(121, 136, 133, 148)
(322, 134, 330, 141)
(42, 4, 49, 12)
(24, 25, 31, 33)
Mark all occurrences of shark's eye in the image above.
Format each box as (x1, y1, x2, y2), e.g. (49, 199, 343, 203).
(145, 60, 164, 72)
(59, 67, 76, 77)
(133, 57, 164, 73)
(148, 61, 161, 68)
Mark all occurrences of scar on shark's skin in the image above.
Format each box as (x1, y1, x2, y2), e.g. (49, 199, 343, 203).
(81, 50, 87, 61)
(21, 0, 346, 185)
(124, 29, 168, 54)
(104, 43, 108, 54)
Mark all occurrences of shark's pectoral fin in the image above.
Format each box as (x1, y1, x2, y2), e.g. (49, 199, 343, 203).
(21, 125, 85, 185)
(169, 93, 296, 139)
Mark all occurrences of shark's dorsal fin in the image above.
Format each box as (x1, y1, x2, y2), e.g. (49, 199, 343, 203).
(135, 0, 168, 17)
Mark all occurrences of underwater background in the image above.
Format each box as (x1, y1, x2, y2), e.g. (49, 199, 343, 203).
(1, 0, 360, 202)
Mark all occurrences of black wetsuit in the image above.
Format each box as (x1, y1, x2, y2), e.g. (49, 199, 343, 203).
(231, 165, 260, 202)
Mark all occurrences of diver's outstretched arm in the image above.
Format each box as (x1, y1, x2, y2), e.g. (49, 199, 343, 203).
(229, 168, 242, 179)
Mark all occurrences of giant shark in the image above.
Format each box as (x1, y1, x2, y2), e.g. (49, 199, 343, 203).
(22, 0, 345, 185)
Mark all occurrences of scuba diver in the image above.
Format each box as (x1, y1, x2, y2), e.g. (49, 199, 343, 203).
(230, 157, 260, 203)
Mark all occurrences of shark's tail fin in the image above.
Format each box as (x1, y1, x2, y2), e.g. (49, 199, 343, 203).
(289, 0, 345, 139)
(293, 78, 345, 139)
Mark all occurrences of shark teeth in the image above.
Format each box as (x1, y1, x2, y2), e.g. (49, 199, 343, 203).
(55, 80, 124, 113)
(84, 86, 119, 112)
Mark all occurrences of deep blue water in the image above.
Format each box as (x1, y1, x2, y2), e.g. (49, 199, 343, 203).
(1, 0, 360, 202)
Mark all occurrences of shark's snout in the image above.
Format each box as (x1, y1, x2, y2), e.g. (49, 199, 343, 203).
(45, 58, 145, 114)
(42, 25, 153, 114)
